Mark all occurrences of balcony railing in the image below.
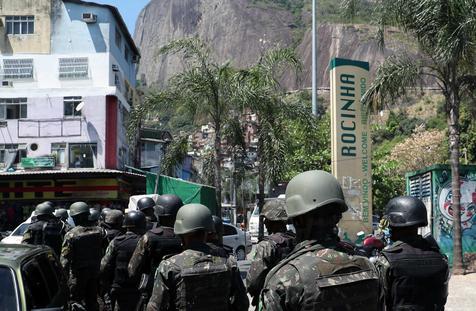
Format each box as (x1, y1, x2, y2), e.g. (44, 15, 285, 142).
(18, 118, 83, 138)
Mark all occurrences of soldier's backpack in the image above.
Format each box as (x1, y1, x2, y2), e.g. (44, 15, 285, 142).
(264, 241, 379, 311)
(42, 220, 64, 256)
(178, 254, 232, 311)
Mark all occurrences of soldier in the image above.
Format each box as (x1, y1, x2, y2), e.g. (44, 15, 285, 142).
(261, 170, 379, 310)
(101, 211, 147, 311)
(128, 194, 183, 310)
(89, 208, 101, 226)
(146, 203, 249, 311)
(61, 202, 105, 311)
(376, 196, 449, 310)
(246, 199, 295, 309)
(207, 215, 233, 257)
(55, 208, 74, 232)
(22, 202, 66, 256)
(137, 197, 158, 230)
(102, 209, 125, 244)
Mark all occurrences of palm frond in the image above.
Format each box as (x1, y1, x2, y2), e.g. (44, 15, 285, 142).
(161, 135, 189, 176)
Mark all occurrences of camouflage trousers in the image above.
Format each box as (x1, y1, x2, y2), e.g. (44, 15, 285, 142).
(68, 273, 100, 311)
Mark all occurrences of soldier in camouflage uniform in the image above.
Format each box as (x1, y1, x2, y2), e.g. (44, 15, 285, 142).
(102, 209, 124, 245)
(101, 211, 147, 311)
(261, 170, 379, 311)
(146, 203, 249, 311)
(246, 199, 295, 309)
(55, 208, 74, 232)
(61, 202, 106, 311)
(23, 202, 67, 256)
(376, 196, 449, 310)
(129, 194, 184, 310)
(207, 215, 233, 257)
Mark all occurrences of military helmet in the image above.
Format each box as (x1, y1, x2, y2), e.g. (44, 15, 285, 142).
(54, 208, 69, 221)
(104, 209, 124, 226)
(35, 203, 55, 216)
(155, 194, 183, 218)
(211, 215, 224, 235)
(174, 204, 214, 235)
(88, 208, 101, 222)
(137, 197, 156, 212)
(123, 210, 147, 229)
(285, 170, 348, 218)
(100, 207, 112, 221)
(261, 199, 288, 221)
(385, 196, 428, 228)
(43, 201, 54, 208)
(69, 202, 90, 217)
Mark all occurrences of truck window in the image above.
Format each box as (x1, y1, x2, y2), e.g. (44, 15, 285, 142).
(0, 266, 19, 311)
(22, 258, 50, 309)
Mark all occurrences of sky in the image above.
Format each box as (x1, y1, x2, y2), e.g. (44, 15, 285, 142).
(94, 0, 150, 34)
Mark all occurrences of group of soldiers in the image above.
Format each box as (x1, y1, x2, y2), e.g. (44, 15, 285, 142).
(20, 169, 449, 311)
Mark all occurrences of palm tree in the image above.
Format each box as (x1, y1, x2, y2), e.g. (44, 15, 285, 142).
(347, 0, 476, 274)
(238, 48, 311, 239)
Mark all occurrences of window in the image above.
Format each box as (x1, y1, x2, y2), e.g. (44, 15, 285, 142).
(69, 143, 97, 168)
(115, 27, 122, 48)
(223, 224, 237, 236)
(0, 266, 19, 311)
(22, 259, 49, 309)
(124, 46, 130, 62)
(59, 58, 89, 80)
(2, 59, 34, 80)
(0, 98, 27, 119)
(63, 97, 82, 117)
(5, 16, 34, 35)
(114, 73, 122, 91)
(51, 143, 66, 166)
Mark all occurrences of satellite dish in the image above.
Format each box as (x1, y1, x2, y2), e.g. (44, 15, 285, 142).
(75, 102, 85, 112)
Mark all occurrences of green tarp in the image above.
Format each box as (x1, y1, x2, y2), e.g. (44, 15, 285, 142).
(146, 173, 217, 214)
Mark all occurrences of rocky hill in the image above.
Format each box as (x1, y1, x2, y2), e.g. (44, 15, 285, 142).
(134, 0, 417, 89)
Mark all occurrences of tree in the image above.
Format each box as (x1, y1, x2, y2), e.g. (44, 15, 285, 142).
(238, 48, 309, 239)
(161, 135, 189, 177)
(348, 0, 476, 274)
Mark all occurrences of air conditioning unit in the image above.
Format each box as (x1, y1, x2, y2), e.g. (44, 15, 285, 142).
(132, 55, 140, 63)
(82, 13, 97, 23)
(1, 80, 13, 87)
(112, 64, 119, 72)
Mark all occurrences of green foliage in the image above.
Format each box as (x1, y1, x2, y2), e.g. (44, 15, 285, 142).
(161, 136, 189, 176)
(372, 159, 405, 215)
(460, 103, 476, 164)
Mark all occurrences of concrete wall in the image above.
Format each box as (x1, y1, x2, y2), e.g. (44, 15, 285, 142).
(0, 0, 53, 54)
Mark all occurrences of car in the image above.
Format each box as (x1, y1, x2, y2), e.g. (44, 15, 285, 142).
(0, 244, 68, 310)
(222, 223, 252, 260)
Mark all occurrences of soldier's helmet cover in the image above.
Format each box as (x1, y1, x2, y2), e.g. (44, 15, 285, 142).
(104, 209, 124, 226)
(123, 210, 147, 229)
(285, 170, 348, 218)
(69, 202, 90, 217)
(385, 196, 428, 228)
(35, 202, 55, 216)
(174, 204, 214, 235)
(155, 194, 183, 218)
(137, 197, 156, 212)
(260, 199, 288, 221)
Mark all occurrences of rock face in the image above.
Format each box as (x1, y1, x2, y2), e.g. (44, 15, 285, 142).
(134, 0, 415, 89)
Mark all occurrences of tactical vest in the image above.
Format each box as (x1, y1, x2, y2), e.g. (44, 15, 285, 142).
(113, 233, 142, 289)
(71, 227, 103, 271)
(27, 219, 64, 256)
(382, 240, 448, 310)
(265, 241, 379, 311)
(148, 227, 182, 272)
(178, 254, 232, 311)
(105, 228, 122, 243)
(263, 231, 295, 263)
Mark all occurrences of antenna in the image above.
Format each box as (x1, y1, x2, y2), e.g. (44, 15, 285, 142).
(75, 102, 85, 112)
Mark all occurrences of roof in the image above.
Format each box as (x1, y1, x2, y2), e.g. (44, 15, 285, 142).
(0, 168, 145, 180)
(140, 128, 173, 142)
(0, 244, 48, 268)
(62, 0, 140, 57)
(405, 164, 476, 178)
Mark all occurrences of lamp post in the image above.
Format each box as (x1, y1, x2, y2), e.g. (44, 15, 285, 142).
(312, 0, 318, 116)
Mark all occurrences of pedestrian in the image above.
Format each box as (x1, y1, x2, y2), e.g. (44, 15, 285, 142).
(146, 203, 249, 311)
(376, 196, 449, 310)
(100, 211, 147, 311)
(22, 202, 66, 256)
(61, 202, 105, 311)
(128, 194, 183, 310)
(246, 199, 295, 309)
(261, 170, 379, 310)
(137, 197, 158, 230)
(54, 208, 74, 232)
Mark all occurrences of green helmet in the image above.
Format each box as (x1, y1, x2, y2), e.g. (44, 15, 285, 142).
(55, 208, 69, 221)
(105, 210, 124, 226)
(261, 199, 288, 221)
(69, 202, 90, 217)
(89, 208, 101, 222)
(35, 203, 55, 216)
(174, 204, 214, 235)
(285, 170, 348, 218)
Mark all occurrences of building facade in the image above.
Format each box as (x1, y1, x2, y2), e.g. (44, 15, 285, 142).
(0, 0, 139, 171)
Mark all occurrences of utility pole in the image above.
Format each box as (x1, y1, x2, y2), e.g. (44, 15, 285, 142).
(312, 0, 318, 116)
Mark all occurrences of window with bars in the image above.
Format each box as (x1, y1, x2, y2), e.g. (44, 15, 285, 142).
(1, 59, 34, 80)
(59, 58, 89, 80)
(63, 97, 82, 117)
(0, 98, 27, 120)
(5, 16, 35, 35)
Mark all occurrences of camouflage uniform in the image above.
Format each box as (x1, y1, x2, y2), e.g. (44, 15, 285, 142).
(22, 217, 67, 256)
(146, 242, 249, 311)
(61, 225, 106, 311)
(246, 231, 295, 308)
(261, 235, 379, 311)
